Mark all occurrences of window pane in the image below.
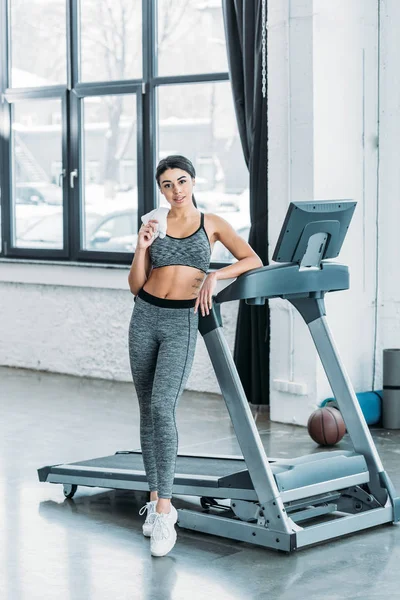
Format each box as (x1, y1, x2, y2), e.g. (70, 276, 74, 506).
(81, 95, 138, 253)
(10, 0, 66, 88)
(157, 82, 249, 261)
(12, 100, 63, 248)
(79, 0, 142, 82)
(157, 0, 228, 76)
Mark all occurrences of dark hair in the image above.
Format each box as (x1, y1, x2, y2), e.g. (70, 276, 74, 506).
(155, 155, 197, 207)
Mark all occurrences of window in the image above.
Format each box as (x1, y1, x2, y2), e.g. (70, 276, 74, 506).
(10, 0, 67, 88)
(157, 0, 228, 76)
(0, 0, 248, 265)
(18, 213, 63, 247)
(79, 0, 142, 83)
(119, 160, 136, 187)
(81, 94, 138, 253)
(11, 99, 64, 248)
(87, 212, 137, 253)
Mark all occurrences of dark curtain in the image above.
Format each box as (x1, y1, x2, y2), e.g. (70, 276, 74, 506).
(222, 0, 269, 405)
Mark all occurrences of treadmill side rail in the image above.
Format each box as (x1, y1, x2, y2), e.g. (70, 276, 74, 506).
(307, 315, 387, 505)
(295, 506, 393, 549)
(177, 505, 394, 553)
(379, 471, 400, 521)
(198, 302, 222, 336)
(215, 262, 349, 304)
(202, 327, 293, 534)
(177, 509, 297, 552)
(38, 465, 58, 482)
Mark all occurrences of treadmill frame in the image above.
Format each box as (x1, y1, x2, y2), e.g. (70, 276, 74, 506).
(37, 263, 400, 552)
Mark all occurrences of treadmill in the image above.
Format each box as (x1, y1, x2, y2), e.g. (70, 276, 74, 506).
(38, 200, 400, 552)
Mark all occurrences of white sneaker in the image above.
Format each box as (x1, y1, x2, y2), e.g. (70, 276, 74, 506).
(139, 500, 158, 537)
(150, 505, 178, 557)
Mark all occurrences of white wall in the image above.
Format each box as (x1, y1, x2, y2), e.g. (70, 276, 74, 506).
(269, 0, 400, 425)
(268, 0, 380, 425)
(313, 0, 379, 402)
(375, 0, 400, 385)
(268, 0, 319, 424)
(0, 262, 238, 394)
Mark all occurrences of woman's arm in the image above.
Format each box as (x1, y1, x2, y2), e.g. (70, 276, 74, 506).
(212, 216, 263, 278)
(128, 220, 157, 295)
(128, 247, 151, 295)
(195, 214, 263, 315)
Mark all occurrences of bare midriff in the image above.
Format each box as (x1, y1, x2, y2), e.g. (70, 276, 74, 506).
(143, 265, 207, 300)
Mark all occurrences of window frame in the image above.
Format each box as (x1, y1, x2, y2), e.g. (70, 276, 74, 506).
(4, 87, 69, 259)
(0, 0, 237, 268)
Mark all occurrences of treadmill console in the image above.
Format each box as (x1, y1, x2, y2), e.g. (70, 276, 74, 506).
(215, 200, 355, 305)
(272, 200, 356, 268)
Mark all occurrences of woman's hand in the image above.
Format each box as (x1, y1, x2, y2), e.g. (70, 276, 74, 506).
(137, 220, 158, 250)
(194, 272, 218, 316)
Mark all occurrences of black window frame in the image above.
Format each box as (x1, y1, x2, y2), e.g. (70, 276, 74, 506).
(0, 0, 233, 267)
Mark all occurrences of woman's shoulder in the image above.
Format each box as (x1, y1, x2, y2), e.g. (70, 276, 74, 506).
(204, 212, 235, 231)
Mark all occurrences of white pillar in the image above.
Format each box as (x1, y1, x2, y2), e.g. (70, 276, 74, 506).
(375, 0, 400, 386)
(268, 0, 379, 424)
(268, 0, 317, 424)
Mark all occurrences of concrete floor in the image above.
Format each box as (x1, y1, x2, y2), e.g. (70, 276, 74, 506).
(0, 365, 399, 600)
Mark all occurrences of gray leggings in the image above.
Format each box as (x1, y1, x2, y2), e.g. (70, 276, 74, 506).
(128, 288, 198, 499)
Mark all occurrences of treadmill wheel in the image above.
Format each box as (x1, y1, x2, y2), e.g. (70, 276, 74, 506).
(63, 484, 78, 499)
(200, 497, 217, 510)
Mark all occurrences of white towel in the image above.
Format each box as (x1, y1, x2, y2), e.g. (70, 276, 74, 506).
(140, 207, 170, 239)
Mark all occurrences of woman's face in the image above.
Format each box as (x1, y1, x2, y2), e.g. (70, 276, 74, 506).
(158, 168, 195, 208)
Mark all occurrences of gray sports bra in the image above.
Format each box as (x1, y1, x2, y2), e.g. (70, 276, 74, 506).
(148, 212, 211, 274)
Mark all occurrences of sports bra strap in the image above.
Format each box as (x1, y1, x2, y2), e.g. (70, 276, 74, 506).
(200, 212, 204, 228)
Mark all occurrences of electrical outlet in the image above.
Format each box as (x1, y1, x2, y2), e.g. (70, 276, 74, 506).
(273, 379, 308, 395)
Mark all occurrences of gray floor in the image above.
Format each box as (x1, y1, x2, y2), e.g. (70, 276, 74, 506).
(1, 366, 399, 600)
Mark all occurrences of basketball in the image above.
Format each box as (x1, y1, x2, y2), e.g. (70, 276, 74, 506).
(307, 407, 346, 446)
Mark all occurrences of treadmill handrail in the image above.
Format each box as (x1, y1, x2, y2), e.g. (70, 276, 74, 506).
(215, 261, 349, 304)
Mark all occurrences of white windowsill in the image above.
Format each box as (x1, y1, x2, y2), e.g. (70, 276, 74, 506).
(0, 258, 232, 292)
(0, 258, 130, 290)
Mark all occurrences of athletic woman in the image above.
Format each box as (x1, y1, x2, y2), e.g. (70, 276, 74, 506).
(128, 155, 262, 557)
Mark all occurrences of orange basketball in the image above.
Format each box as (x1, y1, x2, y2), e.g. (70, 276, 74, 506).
(307, 407, 346, 446)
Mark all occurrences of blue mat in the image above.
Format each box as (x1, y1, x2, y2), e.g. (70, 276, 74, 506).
(320, 390, 382, 425)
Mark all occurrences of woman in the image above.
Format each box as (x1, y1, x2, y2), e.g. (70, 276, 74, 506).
(128, 155, 262, 557)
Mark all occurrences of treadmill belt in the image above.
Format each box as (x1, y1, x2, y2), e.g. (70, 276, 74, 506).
(68, 453, 246, 478)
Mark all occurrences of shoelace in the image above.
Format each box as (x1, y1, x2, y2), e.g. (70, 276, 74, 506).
(139, 501, 156, 523)
(151, 513, 171, 541)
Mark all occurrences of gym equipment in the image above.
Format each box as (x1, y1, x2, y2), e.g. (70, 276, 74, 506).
(321, 391, 382, 426)
(38, 200, 400, 552)
(307, 407, 346, 446)
(383, 349, 400, 429)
